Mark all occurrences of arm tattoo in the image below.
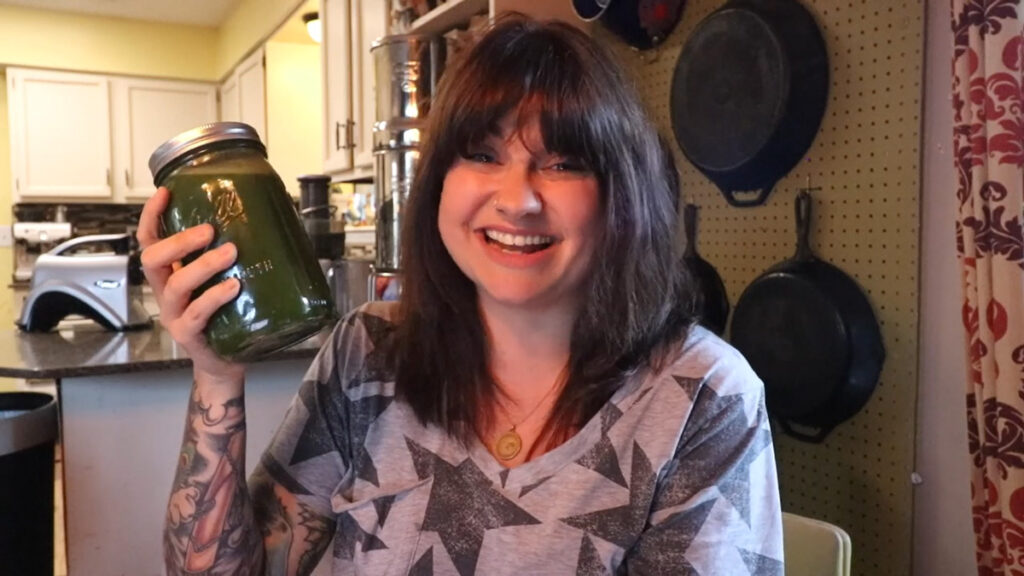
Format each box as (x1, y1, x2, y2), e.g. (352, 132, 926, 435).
(164, 384, 264, 575)
(296, 503, 333, 575)
(195, 394, 245, 427)
(252, 467, 336, 575)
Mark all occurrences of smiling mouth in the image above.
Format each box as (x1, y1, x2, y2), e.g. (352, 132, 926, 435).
(483, 229, 555, 254)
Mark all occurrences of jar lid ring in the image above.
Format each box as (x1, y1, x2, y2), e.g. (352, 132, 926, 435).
(148, 122, 263, 184)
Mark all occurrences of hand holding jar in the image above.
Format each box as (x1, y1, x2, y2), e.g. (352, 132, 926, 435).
(139, 122, 337, 384)
(138, 187, 245, 386)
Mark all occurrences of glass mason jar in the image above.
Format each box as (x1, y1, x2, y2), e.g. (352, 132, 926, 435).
(148, 122, 336, 361)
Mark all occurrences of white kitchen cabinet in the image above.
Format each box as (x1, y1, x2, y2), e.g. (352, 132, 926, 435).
(352, 0, 388, 169)
(219, 75, 240, 125)
(6, 68, 113, 201)
(111, 77, 217, 200)
(322, 0, 387, 179)
(322, 0, 355, 175)
(7, 68, 217, 204)
(219, 47, 266, 141)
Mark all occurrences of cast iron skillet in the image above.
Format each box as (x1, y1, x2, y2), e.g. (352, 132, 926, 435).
(682, 203, 729, 335)
(572, 0, 686, 50)
(729, 191, 884, 442)
(669, 0, 828, 206)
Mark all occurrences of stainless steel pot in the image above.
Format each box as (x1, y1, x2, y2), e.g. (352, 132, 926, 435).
(371, 34, 446, 140)
(330, 257, 373, 316)
(374, 147, 418, 271)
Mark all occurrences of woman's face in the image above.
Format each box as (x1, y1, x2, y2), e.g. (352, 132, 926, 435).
(438, 114, 602, 316)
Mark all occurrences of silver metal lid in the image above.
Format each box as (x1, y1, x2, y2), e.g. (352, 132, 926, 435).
(148, 122, 263, 183)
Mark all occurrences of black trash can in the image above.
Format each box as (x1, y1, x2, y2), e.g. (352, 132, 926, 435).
(0, 392, 58, 576)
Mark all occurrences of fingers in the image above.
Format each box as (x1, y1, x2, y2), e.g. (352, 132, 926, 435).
(140, 223, 215, 299)
(160, 243, 238, 320)
(137, 187, 169, 249)
(173, 277, 241, 340)
(141, 223, 215, 272)
(138, 188, 248, 378)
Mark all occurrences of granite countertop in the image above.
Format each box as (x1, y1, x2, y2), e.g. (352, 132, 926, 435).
(0, 322, 330, 379)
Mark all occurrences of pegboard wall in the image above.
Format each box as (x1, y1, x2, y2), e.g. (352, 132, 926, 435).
(596, 1, 924, 574)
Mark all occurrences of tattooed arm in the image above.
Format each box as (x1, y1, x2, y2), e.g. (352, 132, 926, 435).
(138, 189, 336, 574)
(164, 380, 263, 574)
(163, 379, 336, 575)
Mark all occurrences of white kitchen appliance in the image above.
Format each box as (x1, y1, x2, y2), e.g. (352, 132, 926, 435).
(13, 221, 74, 283)
(17, 233, 151, 332)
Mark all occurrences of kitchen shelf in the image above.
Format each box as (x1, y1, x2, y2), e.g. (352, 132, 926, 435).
(408, 0, 488, 36)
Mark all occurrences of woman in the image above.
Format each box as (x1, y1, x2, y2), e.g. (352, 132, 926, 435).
(140, 15, 783, 576)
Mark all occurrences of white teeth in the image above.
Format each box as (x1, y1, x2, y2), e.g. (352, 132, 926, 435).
(484, 230, 553, 247)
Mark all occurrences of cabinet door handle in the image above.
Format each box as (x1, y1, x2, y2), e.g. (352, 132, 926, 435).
(335, 121, 342, 151)
(124, 170, 131, 187)
(345, 119, 356, 150)
(106, 169, 111, 187)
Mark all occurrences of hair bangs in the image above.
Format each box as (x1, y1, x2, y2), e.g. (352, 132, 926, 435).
(441, 24, 608, 173)
(443, 49, 532, 161)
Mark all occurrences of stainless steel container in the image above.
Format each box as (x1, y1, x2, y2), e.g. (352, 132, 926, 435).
(372, 34, 446, 143)
(331, 257, 373, 316)
(374, 147, 418, 273)
(371, 34, 446, 272)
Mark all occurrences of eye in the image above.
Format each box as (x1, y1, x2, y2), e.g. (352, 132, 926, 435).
(461, 150, 497, 164)
(547, 158, 589, 173)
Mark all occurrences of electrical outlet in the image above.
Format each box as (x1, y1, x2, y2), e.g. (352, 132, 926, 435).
(0, 225, 12, 248)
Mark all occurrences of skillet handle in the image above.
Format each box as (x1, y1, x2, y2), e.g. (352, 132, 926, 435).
(793, 190, 815, 261)
(722, 187, 774, 207)
(683, 203, 698, 258)
(777, 418, 834, 443)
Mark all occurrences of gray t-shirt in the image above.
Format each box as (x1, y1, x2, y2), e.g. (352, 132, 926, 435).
(260, 302, 784, 575)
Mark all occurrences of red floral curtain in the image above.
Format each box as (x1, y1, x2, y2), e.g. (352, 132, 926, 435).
(953, 1, 1024, 573)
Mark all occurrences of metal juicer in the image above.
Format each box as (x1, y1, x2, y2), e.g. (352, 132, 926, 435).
(17, 233, 152, 332)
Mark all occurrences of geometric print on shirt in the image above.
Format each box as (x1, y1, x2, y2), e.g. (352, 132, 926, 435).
(257, 302, 785, 575)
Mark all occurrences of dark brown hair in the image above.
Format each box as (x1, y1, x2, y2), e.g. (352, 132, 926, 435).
(393, 14, 697, 449)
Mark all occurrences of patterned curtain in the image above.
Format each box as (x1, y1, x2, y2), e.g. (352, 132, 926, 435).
(953, 1, 1024, 573)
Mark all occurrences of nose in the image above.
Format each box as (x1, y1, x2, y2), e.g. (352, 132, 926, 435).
(492, 164, 542, 219)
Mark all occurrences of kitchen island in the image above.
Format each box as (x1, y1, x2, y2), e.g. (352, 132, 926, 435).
(0, 323, 332, 575)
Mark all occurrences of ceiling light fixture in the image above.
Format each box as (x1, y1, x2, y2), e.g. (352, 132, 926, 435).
(303, 12, 321, 43)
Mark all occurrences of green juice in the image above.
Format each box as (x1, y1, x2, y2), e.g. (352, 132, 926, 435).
(159, 149, 336, 361)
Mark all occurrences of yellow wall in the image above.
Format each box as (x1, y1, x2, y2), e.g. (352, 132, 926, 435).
(0, 70, 9, 227)
(0, 70, 13, 336)
(0, 5, 219, 80)
(0, 0, 309, 81)
(217, 0, 306, 79)
(0, 74, 14, 389)
(0, 69, 12, 357)
(266, 41, 323, 195)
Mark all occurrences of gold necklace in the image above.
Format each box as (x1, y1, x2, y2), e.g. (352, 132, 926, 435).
(494, 380, 561, 461)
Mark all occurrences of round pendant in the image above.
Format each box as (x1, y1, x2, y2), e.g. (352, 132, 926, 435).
(495, 429, 523, 461)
